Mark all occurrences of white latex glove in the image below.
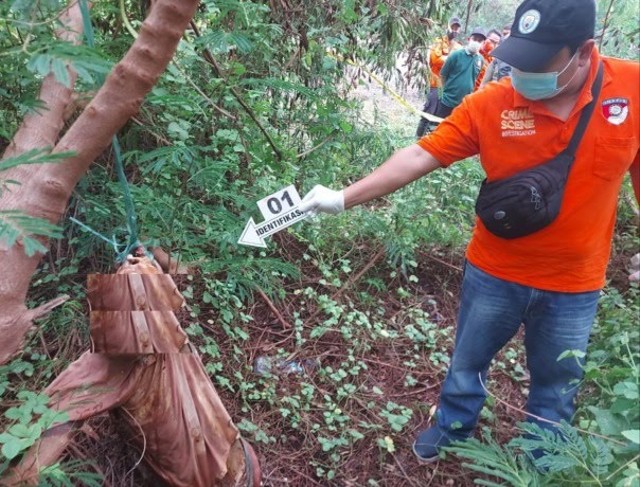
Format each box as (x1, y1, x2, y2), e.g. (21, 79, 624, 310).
(299, 185, 345, 216)
(630, 253, 640, 282)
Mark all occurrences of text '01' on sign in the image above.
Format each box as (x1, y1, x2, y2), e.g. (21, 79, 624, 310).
(238, 185, 309, 248)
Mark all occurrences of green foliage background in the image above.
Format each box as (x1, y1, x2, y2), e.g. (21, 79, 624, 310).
(0, 0, 638, 485)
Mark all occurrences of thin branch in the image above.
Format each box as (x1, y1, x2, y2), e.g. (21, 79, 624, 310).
(171, 60, 238, 121)
(478, 372, 627, 446)
(130, 116, 172, 146)
(599, 0, 615, 51)
(392, 454, 422, 487)
(121, 406, 147, 478)
(306, 247, 385, 324)
(464, 0, 474, 35)
(29, 295, 70, 321)
(330, 247, 385, 301)
(188, 20, 283, 161)
(605, 454, 640, 482)
(256, 286, 292, 329)
(296, 130, 338, 159)
(118, 1, 236, 122)
(418, 251, 463, 273)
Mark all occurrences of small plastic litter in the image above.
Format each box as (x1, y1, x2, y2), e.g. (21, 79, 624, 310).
(253, 356, 319, 376)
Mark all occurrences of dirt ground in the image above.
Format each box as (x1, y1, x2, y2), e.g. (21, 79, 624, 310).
(349, 56, 427, 136)
(57, 231, 635, 487)
(39, 244, 529, 487)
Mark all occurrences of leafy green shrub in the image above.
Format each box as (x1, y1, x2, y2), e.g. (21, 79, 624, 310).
(445, 286, 640, 486)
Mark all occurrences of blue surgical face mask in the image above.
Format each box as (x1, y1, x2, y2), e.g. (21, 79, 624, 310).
(511, 52, 580, 100)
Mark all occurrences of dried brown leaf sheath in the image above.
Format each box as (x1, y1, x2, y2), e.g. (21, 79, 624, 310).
(6, 257, 260, 487)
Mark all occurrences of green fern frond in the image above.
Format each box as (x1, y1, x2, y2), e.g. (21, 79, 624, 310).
(0, 148, 73, 173)
(239, 77, 314, 97)
(446, 436, 540, 487)
(198, 30, 253, 54)
(0, 210, 62, 256)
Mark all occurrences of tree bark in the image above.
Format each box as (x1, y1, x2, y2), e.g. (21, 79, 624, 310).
(0, 0, 201, 365)
(2, 1, 85, 161)
(464, 0, 473, 35)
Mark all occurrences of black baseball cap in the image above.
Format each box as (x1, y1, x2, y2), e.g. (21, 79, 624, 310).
(492, 0, 596, 72)
(470, 27, 487, 40)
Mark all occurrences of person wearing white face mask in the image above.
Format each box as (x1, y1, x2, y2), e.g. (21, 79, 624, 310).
(434, 27, 486, 119)
(299, 0, 639, 466)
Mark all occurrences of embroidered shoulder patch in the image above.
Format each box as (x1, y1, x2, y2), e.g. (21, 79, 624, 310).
(602, 98, 629, 126)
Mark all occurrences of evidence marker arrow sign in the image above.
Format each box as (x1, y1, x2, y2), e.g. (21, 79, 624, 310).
(238, 207, 308, 248)
(238, 217, 266, 248)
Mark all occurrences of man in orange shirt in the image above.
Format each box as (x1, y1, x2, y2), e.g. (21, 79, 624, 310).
(430, 17, 463, 87)
(480, 27, 513, 88)
(416, 17, 463, 137)
(301, 0, 639, 464)
(475, 29, 502, 91)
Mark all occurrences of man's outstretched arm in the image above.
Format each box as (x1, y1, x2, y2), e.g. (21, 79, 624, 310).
(344, 145, 441, 208)
(299, 145, 441, 215)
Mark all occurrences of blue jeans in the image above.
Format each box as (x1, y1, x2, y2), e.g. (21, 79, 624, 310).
(435, 261, 600, 440)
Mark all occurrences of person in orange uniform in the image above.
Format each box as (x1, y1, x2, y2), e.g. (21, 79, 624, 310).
(416, 17, 463, 137)
(480, 26, 513, 87)
(300, 0, 639, 464)
(475, 29, 503, 91)
(430, 17, 463, 88)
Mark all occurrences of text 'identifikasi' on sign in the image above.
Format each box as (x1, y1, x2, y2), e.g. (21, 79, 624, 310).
(238, 185, 309, 248)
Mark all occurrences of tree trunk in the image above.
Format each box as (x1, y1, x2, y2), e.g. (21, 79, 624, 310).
(464, 0, 474, 35)
(0, 0, 201, 365)
(2, 1, 85, 161)
(0, 4, 263, 485)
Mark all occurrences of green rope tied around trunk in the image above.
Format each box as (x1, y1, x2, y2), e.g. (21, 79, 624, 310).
(71, 0, 143, 262)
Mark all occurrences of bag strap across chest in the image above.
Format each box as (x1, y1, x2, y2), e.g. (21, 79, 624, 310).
(562, 61, 604, 160)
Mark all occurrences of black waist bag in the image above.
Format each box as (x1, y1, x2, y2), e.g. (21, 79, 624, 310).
(476, 152, 573, 239)
(475, 62, 603, 240)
